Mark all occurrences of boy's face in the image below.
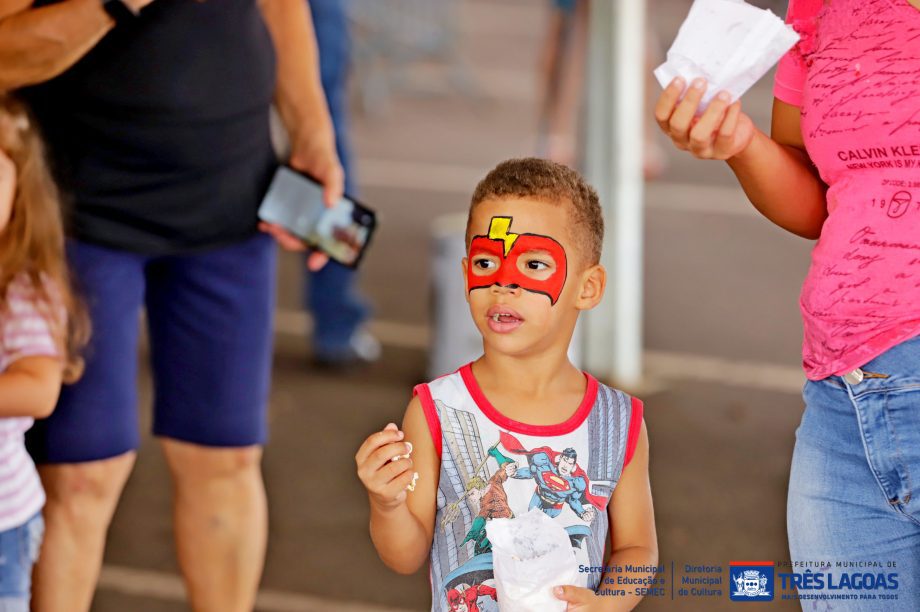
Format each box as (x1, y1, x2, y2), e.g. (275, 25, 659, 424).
(463, 197, 603, 357)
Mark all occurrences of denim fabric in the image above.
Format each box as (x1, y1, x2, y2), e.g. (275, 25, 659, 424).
(788, 336, 920, 610)
(0, 512, 43, 610)
(305, 0, 370, 354)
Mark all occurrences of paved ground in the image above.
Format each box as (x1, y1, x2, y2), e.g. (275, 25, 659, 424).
(92, 1, 810, 610)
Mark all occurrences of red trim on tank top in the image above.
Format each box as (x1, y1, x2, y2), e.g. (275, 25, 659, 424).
(624, 396, 644, 467)
(610, 397, 644, 553)
(413, 383, 442, 458)
(458, 362, 598, 436)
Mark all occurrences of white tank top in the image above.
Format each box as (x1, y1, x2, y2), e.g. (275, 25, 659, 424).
(414, 363, 643, 612)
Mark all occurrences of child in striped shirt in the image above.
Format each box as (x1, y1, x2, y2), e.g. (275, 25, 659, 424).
(0, 95, 87, 609)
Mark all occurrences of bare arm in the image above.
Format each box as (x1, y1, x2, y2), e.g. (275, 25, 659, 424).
(655, 78, 828, 239)
(554, 421, 657, 611)
(727, 99, 828, 239)
(0, 0, 156, 92)
(257, 0, 333, 151)
(356, 397, 439, 574)
(256, 0, 343, 268)
(598, 421, 658, 611)
(0, 0, 112, 91)
(0, 356, 63, 418)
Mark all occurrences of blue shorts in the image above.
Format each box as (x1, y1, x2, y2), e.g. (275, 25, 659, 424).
(0, 512, 43, 609)
(26, 234, 277, 464)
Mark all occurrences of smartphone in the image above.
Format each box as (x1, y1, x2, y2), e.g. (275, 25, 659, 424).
(258, 166, 377, 268)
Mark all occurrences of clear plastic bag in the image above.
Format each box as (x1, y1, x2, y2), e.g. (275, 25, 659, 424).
(485, 509, 582, 612)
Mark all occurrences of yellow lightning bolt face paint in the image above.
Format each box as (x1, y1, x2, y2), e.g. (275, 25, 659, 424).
(487, 216, 519, 257)
(467, 216, 568, 304)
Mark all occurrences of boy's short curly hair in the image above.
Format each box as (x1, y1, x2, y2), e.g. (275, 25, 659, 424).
(467, 158, 604, 265)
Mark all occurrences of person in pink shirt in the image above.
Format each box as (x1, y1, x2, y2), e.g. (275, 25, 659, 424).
(656, 0, 920, 608)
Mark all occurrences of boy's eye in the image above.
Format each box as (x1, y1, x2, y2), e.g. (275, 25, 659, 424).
(519, 255, 554, 274)
(473, 258, 497, 270)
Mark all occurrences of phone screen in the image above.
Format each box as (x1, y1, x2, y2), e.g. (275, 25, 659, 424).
(258, 166, 376, 267)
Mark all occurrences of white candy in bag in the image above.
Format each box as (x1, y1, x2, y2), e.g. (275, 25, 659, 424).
(485, 509, 582, 612)
(654, 0, 799, 109)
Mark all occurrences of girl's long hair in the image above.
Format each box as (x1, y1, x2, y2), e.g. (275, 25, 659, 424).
(0, 95, 89, 383)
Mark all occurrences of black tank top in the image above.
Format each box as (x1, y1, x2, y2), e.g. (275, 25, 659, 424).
(20, 0, 279, 253)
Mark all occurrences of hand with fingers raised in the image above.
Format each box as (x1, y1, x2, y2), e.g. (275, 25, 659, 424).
(654, 77, 756, 161)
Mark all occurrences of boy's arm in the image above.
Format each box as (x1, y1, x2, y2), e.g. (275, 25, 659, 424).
(555, 420, 657, 611)
(360, 396, 439, 575)
(0, 356, 63, 418)
(601, 420, 658, 610)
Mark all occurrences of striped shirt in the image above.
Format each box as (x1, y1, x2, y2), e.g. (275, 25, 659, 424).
(0, 273, 63, 531)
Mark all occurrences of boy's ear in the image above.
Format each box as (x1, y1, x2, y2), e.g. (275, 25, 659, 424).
(575, 264, 606, 311)
(461, 257, 470, 303)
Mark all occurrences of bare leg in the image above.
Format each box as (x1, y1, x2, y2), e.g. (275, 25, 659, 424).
(32, 452, 136, 612)
(161, 438, 267, 612)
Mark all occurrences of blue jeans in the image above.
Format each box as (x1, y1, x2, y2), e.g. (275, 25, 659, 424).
(0, 512, 43, 610)
(306, 0, 370, 354)
(789, 336, 920, 610)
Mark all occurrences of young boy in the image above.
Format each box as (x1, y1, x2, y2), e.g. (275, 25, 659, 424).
(356, 158, 657, 611)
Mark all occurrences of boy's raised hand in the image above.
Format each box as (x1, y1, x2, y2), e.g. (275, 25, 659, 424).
(356, 423, 417, 510)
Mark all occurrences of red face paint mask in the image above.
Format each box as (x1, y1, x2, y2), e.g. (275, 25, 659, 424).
(467, 216, 568, 304)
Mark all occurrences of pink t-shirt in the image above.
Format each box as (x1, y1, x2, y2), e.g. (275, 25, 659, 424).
(0, 273, 63, 531)
(774, 0, 920, 380)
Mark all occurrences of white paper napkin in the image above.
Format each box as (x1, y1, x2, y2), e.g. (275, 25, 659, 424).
(654, 0, 799, 109)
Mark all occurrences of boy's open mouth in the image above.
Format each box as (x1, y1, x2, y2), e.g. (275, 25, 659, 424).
(486, 305, 523, 333)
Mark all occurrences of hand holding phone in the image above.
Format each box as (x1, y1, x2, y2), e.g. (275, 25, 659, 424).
(258, 166, 377, 268)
